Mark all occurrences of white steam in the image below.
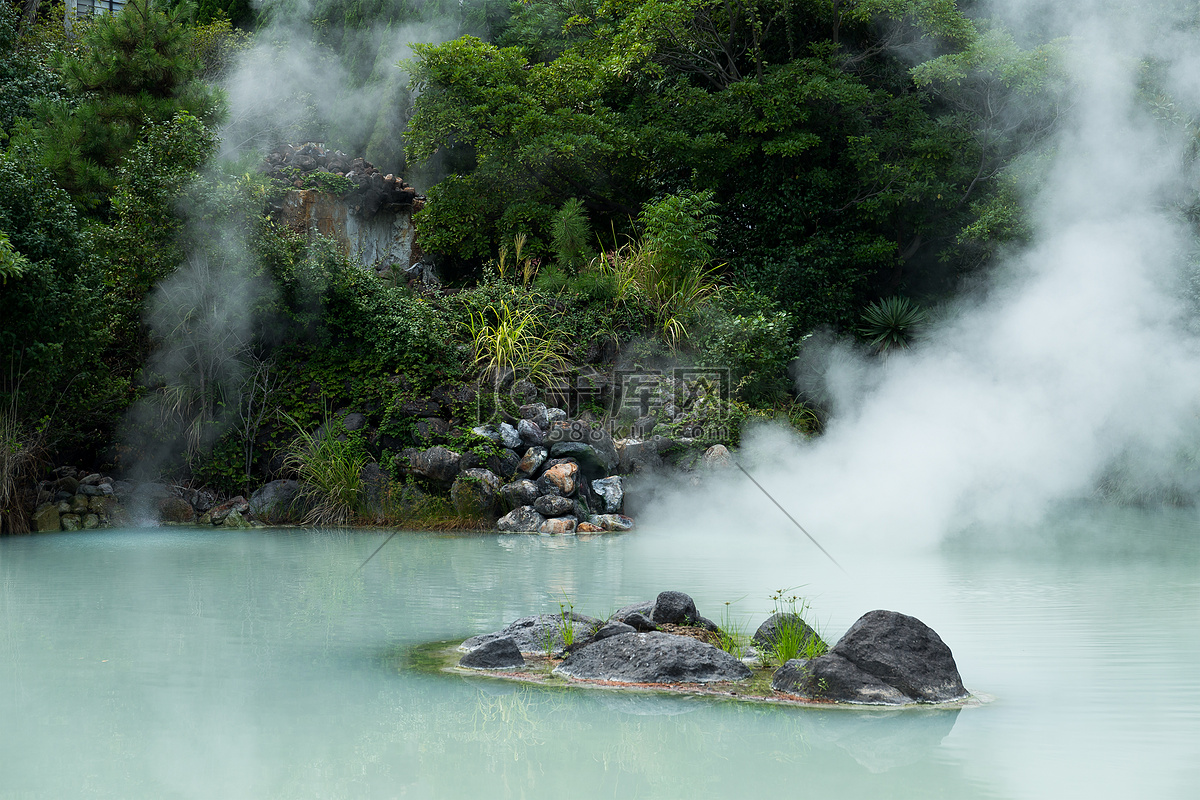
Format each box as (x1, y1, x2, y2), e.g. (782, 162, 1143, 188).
(222, 1, 463, 171)
(645, 1, 1200, 553)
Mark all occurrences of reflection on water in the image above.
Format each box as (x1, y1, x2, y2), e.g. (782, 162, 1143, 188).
(0, 514, 1196, 798)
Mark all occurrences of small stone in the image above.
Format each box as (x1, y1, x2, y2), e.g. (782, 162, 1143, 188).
(82, 514, 100, 530)
(518, 402, 549, 429)
(498, 422, 522, 449)
(703, 444, 734, 469)
(576, 522, 603, 532)
(61, 514, 82, 531)
(69, 494, 89, 515)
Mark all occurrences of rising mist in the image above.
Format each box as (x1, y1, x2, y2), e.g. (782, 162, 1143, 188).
(644, 0, 1200, 554)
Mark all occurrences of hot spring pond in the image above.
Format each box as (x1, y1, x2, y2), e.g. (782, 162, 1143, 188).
(2, 510, 1198, 798)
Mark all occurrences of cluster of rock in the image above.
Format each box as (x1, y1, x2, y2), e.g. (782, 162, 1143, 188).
(260, 142, 420, 216)
(399, 403, 634, 534)
(31, 467, 123, 532)
(457, 591, 969, 706)
(27, 466, 305, 532)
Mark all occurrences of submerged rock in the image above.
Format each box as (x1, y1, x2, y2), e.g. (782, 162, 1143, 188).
(587, 513, 634, 531)
(554, 632, 751, 684)
(462, 612, 603, 655)
(460, 637, 526, 670)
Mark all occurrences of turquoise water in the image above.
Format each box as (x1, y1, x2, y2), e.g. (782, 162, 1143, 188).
(2, 511, 1198, 798)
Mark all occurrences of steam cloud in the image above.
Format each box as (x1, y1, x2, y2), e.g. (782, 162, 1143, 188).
(646, 0, 1200, 553)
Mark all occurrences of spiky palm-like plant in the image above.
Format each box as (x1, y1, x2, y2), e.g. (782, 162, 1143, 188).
(859, 296, 928, 352)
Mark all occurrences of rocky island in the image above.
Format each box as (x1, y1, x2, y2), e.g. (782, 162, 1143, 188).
(429, 591, 972, 707)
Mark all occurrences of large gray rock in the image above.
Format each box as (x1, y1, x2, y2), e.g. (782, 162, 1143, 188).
(533, 494, 574, 517)
(591, 476, 624, 513)
(498, 479, 540, 511)
(459, 637, 526, 670)
(462, 612, 603, 655)
(829, 610, 968, 703)
(249, 479, 303, 523)
(771, 610, 968, 705)
(497, 506, 545, 532)
(451, 468, 501, 515)
(771, 655, 912, 704)
(554, 632, 751, 683)
(409, 445, 462, 484)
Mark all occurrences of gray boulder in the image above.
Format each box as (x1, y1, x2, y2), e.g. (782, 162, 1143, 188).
(828, 610, 968, 703)
(533, 495, 574, 517)
(650, 590, 718, 631)
(249, 479, 303, 523)
(591, 476, 624, 513)
(462, 612, 603, 655)
(650, 591, 700, 625)
(517, 418, 545, 446)
(409, 446, 462, 484)
(516, 446, 548, 478)
(771, 655, 912, 704)
(554, 632, 751, 684)
(519, 402, 549, 430)
(498, 422, 523, 449)
(771, 610, 968, 705)
(497, 506, 545, 532)
(498, 479, 540, 511)
(450, 468, 501, 515)
(623, 612, 656, 632)
(459, 637, 526, 670)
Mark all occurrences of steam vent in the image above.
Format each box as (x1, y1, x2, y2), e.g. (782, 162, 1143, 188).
(261, 142, 423, 278)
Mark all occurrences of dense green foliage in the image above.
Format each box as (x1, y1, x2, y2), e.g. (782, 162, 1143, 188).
(0, 0, 1072, 526)
(405, 0, 1060, 332)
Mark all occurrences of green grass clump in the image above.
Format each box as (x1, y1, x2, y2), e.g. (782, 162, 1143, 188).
(282, 412, 367, 526)
(761, 589, 827, 667)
